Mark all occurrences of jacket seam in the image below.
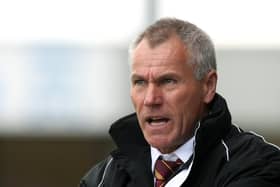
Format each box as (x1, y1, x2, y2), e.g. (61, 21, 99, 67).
(221, 139, 230, 162)
(249, 131, 280, 150)
(97, 157, 114, 187)
(232, 123, 242, 133)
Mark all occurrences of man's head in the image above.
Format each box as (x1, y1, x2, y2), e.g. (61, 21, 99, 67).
(129, 18, 217, 153)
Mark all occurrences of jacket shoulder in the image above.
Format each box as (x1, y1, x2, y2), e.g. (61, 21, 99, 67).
(79, 155, 113, 187)
(218, 130, 280, 186)
(228, 131, 280, 161)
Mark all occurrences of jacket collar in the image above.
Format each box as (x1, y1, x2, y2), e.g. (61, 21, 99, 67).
(109, 113, 149, 151)
(194, 93, 232, 156)
(109, 113, 153, 187)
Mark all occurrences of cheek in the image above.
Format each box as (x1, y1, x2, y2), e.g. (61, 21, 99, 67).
(180, 96, 203, 126)
(168, 91, 191, 112)
(172, 92, 200, 123)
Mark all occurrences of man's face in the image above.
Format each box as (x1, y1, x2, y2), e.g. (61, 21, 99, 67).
(130, 36, 210, 153)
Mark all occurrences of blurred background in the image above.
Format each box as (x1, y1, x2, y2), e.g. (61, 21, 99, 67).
(0, 0, 279, 187)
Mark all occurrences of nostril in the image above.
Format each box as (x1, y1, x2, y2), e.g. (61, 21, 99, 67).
(143, 94, 163, 106)
(144, 98, 162, 106)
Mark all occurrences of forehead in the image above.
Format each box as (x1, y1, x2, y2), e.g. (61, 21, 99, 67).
(130, 37, 197, 82)
(131, 36, 190, 71)
(132, 36, 188, 65)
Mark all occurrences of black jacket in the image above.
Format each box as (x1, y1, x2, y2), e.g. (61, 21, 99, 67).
(80, 94, 280, 187)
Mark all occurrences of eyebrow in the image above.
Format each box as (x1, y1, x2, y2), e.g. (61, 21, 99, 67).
(130, 72, 180, 81)
(130, 74, 144, 81)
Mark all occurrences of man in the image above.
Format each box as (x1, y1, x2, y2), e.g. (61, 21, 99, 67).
(80, 18, 280, 187)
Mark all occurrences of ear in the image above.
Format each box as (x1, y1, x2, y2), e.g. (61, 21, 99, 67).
(203, 70, 217, 104)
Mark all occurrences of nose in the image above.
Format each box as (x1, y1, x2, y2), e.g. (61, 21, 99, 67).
(143, 84, 163, 107)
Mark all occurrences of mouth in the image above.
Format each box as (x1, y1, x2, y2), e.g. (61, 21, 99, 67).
(145, 116, 170, 126)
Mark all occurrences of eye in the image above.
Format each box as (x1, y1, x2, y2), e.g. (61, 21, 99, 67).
(133, 79, 146, 86)
(161, 78, 177, 85)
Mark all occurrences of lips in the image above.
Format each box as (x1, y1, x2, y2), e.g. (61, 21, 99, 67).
(145, 116, 170, 126)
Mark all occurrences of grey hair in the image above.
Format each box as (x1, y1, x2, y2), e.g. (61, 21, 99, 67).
(128, 18, 216, 80)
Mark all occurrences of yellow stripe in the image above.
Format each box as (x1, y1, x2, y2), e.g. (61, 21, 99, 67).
(161, 160, 174, 172)
(155, 170, 164, 180)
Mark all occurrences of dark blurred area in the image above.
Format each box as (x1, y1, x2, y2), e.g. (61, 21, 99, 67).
(0, 136, 115, 187)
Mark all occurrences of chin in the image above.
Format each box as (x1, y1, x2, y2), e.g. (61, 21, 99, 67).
(148, 137, 173, 150)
